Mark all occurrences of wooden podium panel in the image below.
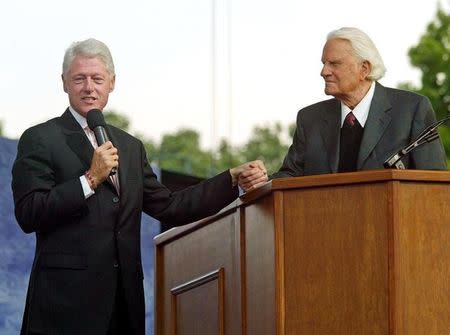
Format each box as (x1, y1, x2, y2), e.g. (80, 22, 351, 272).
(244, 195, 277, 335)
(279, 182, 390, 334)
(171, 268, 223, 334)
(155, 170, 450, 335)
(155, 210, 242, 335)
(393, 182, 450, 334)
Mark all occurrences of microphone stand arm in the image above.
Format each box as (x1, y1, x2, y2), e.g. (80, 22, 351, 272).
(383, 115, 450, 169)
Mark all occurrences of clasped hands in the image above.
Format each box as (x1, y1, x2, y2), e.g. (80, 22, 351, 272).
(229, 160, 269, 192)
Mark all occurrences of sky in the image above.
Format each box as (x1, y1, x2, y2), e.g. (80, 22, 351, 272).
(0, 0, 448, 148)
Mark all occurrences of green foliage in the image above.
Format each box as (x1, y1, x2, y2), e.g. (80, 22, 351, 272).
(438, 126, 450, 155)
(100, 110, 293, 178)
(288, 123, 296, 139)
(103, 109, 130, 131)
(136, 123, 292, 178)
(242, 122, 289, 174)
(157, 129, 213, 177)
(137, 132, 158, 164)
(210, 139, 241, 175)
(399, 7, 450, 157)
(0, 120, 3, 137)
(102, 110, 158, 167)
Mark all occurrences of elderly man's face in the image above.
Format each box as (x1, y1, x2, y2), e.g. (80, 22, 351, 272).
(320, 38, 368, 102)
(62, 55, 115, 117)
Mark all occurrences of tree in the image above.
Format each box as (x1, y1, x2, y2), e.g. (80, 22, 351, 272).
(0, 120, 3, 137)
(139, 135, 159, 164)
(288, 122, 296, 139)
(103, 109, 159, 165)
(399, 7, 450, 158)
(103, 109, 130, 131)
(157, 129, 213, 177)
(210, 139, 241, 175)
(99, 109, 295, 177)
(242, 122, 289, 174)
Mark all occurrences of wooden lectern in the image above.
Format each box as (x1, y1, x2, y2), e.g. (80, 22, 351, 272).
(154, 170, 450, 335)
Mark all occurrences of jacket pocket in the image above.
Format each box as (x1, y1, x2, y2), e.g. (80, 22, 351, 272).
(38, 253, 87, 270)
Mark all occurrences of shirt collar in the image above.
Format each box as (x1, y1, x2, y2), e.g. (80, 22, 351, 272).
(340, 81, 376, 127)
(68, 106, 88, 130)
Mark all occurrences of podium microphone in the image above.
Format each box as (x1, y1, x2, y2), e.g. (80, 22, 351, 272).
(384, 115, 450, 169)
(86, 109, 117, 175)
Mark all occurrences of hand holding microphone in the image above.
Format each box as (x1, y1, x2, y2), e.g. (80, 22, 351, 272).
(85, 109, 119, 188)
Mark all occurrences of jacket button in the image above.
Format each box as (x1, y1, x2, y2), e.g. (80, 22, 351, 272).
(112, 197, 119, 203)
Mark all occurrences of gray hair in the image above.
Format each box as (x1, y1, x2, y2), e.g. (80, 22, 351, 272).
(62, 38, 115, 76)
(327, 27, 386, 81)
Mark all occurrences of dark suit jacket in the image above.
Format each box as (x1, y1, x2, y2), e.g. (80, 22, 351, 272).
(11, 109, 238, 335)
(272, 82, 447, 178)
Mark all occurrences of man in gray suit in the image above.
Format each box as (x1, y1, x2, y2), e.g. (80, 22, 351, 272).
(272, 27, 447, 178)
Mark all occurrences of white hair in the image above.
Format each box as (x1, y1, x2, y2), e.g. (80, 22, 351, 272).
(327, 27, 386, 81)
(62, 38, 115, 76)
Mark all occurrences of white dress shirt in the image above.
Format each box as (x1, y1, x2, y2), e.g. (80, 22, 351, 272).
(340, 81, 376, 128)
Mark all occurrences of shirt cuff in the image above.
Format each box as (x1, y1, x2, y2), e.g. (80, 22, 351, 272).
(80, 175, 95, 199)
(238, 185, 245, 196)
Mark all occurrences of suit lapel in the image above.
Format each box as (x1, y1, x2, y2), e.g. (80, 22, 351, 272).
(357, 83, 392, 168)
(59, 109, 93, 170)
(59, 109, 120, 195)
(320, 99, 341, 173)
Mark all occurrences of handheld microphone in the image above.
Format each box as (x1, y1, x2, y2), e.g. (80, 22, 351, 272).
(383, 115, 450, 169)
(86, 109, 117, 175)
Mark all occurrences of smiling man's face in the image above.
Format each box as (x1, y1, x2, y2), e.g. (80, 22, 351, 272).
(62, 55, 115, 117)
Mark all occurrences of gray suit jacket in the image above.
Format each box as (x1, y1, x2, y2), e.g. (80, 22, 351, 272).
(272, 82, 447, 178)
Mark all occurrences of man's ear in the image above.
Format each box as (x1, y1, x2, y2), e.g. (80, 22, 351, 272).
(62, 74, 68, 93)
(110, 75, 116, 92)
(361, 60, 371, 80)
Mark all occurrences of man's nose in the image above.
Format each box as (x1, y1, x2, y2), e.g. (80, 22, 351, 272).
(320, 64, 329, 77)
(83, 78, 94, 92)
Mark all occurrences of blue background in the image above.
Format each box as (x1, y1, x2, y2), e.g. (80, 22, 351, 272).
(0, 137, 160, 335)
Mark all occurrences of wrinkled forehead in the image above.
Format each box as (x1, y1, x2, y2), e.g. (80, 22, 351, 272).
(67, 55, 111, 75)
(322, 38, 356, 60)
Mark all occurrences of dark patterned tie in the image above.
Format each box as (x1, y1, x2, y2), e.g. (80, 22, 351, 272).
(345, 112, 356, 127)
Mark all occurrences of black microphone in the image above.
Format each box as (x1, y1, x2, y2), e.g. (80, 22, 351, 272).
(384, 115, 450, 169)
(86, 109, 117, 175)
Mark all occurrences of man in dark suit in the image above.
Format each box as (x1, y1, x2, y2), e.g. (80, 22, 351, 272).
(11, 38, 268, 335)
(272, 27, 447, 179)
